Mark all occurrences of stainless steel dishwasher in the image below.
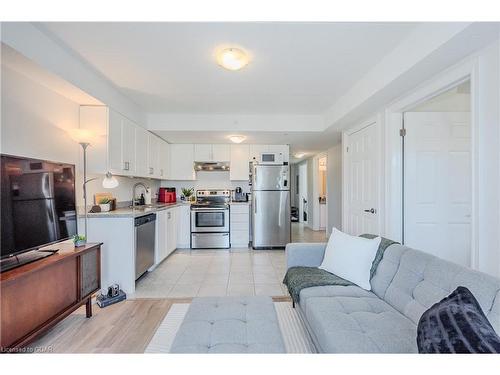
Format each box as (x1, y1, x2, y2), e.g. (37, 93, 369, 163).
(135, 213, 156, 280)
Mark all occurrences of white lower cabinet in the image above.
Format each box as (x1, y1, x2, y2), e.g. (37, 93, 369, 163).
(155, 205, 191, 265)
(230, 204, 250, 247)
(166, 208, 178, 257)
(176, 205, 191, 249)
(155, 210, 168, 264)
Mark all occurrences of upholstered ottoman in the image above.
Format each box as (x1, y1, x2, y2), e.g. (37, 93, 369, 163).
(170, 296, 286, 353)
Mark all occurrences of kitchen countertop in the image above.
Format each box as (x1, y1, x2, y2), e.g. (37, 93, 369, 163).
(81, 200, 249, 218)
(81, 202, 189, 218)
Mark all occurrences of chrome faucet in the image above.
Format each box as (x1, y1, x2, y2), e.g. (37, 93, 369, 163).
(132, 182, 149, 208)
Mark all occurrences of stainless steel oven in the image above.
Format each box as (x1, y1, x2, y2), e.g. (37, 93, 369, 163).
(190, 190, 231, 249)
(191, 207, 229, 233)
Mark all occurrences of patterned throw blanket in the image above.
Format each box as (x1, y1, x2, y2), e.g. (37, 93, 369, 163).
(283, 234, 398, 304)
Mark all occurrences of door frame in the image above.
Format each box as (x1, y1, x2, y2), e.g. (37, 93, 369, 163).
(342, 116, 383, 234)
(297, 161, 308, 224)
(384, 58, 479, 268)
(312, 152, 328, 231)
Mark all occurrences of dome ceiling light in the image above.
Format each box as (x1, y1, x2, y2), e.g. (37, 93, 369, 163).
(228, 135, 246, 144)
(216, 47, 250, 71)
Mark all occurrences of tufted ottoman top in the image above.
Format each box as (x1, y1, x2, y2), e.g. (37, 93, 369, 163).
(170, 296, 286, 353)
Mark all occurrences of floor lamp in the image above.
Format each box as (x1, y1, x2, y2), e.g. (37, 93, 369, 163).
(69, 129, 119, 239)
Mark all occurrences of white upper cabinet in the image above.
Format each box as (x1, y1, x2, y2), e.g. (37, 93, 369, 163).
(159, 141, 170, 179)
(194, 144, 230, 162)
(212, 144, 230, 161)
(230, 144, 250, 181)
(194, 144, 213, 162)
(80, 105, 169, 180)
(122, 118, 136, 175)
(135, 127, 149, 178)
(107, 109, 123, 173)
(148, 133, 160, 178)
(170, 144, 195, 180)
(107, 110, 136, 176)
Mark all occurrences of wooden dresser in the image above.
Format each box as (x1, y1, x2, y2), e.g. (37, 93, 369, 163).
(0, 242, 102, 352)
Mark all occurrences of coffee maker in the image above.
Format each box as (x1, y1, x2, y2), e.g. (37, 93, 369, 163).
(232, 187, 248, 202)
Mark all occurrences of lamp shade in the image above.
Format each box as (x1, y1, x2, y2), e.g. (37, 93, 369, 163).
(68, 128, 94, 144)
(102, 172, 119, 189)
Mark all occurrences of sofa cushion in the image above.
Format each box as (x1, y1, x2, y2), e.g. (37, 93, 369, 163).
(374, 245, 500, 334)
(299, 286, 417, 353)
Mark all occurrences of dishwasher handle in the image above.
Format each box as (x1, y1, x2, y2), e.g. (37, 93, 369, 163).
(135, 213, 156, 226)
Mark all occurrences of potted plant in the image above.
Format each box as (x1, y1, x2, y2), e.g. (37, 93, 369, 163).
(73, 234, 87, 247)
(181, 187, 194, 202)
(98, 197, 111, 212)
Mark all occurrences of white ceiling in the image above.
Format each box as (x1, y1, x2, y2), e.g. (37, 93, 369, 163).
(37, 22, 419, 114)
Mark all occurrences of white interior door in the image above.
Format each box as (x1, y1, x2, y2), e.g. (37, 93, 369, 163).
(345, 123, 379, 235)
(404, 112, 471, 266)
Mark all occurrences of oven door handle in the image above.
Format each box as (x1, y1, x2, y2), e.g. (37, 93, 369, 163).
(191, 208, 228, 212)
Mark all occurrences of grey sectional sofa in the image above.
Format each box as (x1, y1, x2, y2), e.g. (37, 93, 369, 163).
(286, 242, 500, 353)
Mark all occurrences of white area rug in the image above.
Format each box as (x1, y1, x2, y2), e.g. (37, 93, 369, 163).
(145, 301, 316, 353)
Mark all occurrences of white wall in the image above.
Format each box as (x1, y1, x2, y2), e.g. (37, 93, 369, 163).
(1, 64, 160, 210)
(342, 39, 500, 278)
(327, 144, 342, 235)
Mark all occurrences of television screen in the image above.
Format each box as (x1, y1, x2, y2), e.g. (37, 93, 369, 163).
(1, 155, 77, 259)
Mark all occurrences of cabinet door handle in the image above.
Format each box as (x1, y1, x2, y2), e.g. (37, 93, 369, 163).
(364, 208, 376, 214)
(124, 161, 129, 171)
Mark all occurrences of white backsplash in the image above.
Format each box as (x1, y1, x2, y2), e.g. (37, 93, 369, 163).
(161, 171, 250, 198)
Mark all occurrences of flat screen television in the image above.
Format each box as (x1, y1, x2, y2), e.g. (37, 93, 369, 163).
(1, 154, 77, 259)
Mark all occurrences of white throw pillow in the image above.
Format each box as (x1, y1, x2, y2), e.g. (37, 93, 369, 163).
(319, 228, 381, 290)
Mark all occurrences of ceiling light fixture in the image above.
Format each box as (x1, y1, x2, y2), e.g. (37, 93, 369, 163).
(294, 153, 306, 159)
(217, 48, 249, 71)
(228, 135, 246, 144)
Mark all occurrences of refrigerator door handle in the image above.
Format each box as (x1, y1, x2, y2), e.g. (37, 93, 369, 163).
(254, 196, 257, 213)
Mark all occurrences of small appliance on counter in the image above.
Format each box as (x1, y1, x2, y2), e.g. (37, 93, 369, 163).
(232, 186, 248, 202)
(158, 187, 176, 203)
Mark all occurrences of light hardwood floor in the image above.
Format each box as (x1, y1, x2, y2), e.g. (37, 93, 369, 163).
(29, 296, 291, 353)
(29, 299, 175, 353)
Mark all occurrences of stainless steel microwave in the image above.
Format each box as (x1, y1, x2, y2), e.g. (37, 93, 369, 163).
(258, 152, 284, 165)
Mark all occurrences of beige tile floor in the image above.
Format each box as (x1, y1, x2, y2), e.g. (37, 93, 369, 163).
(133, 248, 288, 298)
(132, 223, 327, 299)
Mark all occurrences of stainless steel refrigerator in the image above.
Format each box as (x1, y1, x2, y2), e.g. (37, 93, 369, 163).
(10, 172, 60, 251)
(251, 163, 291, 249)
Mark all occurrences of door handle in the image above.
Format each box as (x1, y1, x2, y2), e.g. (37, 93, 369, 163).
(364, 208, 376, 214)
(254, 197, 257, 214)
